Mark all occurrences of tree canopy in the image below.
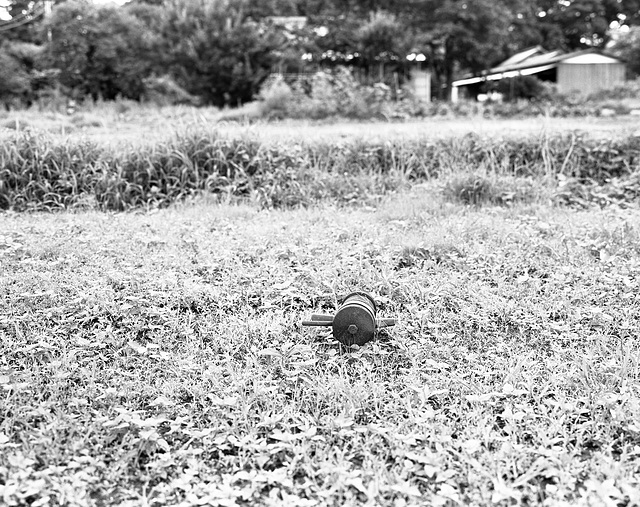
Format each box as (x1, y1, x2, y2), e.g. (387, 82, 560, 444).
(0, 0, 639, 106)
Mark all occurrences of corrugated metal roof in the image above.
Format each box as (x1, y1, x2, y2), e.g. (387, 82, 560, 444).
(453, 48, 624, 87)
(453, 64, 557, 86)
(496, 46, 545, 68)
(489, 50, 564, 74)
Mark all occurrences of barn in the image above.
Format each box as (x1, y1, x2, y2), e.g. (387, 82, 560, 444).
(452, 46, 627, 101)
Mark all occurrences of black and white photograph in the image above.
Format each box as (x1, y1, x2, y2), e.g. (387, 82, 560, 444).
(1, 0, 639, 505)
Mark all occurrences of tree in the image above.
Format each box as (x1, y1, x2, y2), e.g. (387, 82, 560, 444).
(355, 11, 409, 80)
(507, 0, 640, 51)
(43, 0, 156, 100)
(0, 0, 47, 43)
(397, 0, 515, 99)
(0, 44, 31, 107)
(602, 0, 640, 27)
(539, 0, 615, 48)
(158, 0, 287, 106)
(0, 40, 55, 108)
(504, 1, 568, 52)
(123, 1, 166, 71)
(609, 25, 640, 75)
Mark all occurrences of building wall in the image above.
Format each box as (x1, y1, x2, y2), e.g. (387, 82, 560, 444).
(410, 69, 431, 103)
(557, 63, 626, 95)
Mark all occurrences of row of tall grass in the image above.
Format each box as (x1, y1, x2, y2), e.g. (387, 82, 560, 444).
(1, 130, 639, 211)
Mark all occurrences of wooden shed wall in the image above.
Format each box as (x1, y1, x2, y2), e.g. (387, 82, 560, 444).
(557, 63, 626, 95)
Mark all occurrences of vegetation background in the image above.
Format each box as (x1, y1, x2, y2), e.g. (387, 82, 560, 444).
(2, 0, 640, 109)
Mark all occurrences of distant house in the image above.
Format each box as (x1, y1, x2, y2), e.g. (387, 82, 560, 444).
(452, 46, 627, 101)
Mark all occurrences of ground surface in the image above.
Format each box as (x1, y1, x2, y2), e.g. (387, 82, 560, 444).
(1, 183, 639, 505)
(216, 116, 640, 143)
(2, 105, 640, 146)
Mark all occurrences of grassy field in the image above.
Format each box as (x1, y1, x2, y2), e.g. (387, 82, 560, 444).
(1, 116, 640, 506)
(2, 102, 640, 146)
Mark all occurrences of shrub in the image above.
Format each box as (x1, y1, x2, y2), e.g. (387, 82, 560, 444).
(257, 67, 394, 120)
(142, 74, 200, 106)
(442, 173, 497, 205)
(33, 84, 71, 113)
(587, 79, 640, 101)
(492, 76, 557, 102)
(554, 172, 640, 208)
(257, 75, 295, 119)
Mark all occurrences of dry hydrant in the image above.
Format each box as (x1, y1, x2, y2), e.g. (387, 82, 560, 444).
(302, 292, 396, 346)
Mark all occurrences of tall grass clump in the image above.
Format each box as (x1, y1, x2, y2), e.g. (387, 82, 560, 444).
(0, 134, 104, 210)
(1, 130, 640, 211)
(441, 172, 546, 206)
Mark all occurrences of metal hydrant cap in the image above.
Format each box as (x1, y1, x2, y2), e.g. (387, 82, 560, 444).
(332, 293, 377, 346)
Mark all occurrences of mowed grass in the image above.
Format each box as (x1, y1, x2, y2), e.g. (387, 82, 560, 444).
(1, 185, 639, 505)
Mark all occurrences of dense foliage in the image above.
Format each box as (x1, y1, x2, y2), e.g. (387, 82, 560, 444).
(0, 0, 640, 106)
(1, 129, 639, 211)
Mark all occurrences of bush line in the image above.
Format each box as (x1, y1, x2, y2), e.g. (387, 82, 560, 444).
(1, 131, 640, 211)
